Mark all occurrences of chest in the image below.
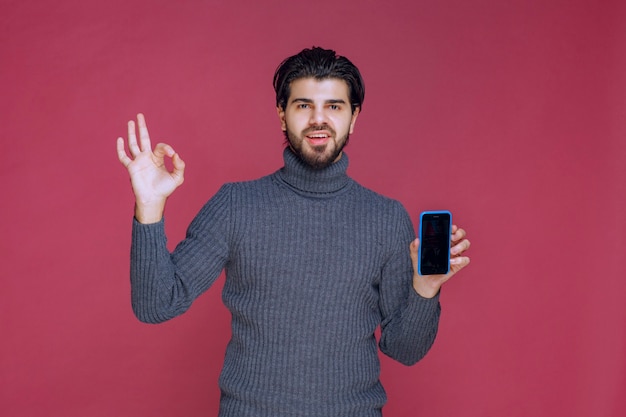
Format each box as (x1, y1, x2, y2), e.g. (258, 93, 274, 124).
(224, 195, 395, 306)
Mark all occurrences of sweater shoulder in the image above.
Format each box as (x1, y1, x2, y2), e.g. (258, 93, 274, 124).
(350, 181, 409, 216)
(220, 173, 276, 194)
(201, 175, 274, 206)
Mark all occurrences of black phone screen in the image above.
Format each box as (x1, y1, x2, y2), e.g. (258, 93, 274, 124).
(419, 212, 451, 275)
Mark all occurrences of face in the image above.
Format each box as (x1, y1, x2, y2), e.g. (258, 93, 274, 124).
(277, 77, 360, 169)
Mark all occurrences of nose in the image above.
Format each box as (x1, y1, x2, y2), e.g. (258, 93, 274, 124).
(309, 106, 327, 126)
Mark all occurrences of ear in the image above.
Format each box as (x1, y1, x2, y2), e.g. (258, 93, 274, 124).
(348, 107, 360, 134)
(277, 106, 286, 131)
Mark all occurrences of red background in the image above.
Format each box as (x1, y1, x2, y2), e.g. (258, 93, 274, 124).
(1, 1, 625, 416)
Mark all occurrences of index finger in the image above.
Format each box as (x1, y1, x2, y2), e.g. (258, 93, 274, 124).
(136, 113, 152, 152)
(451, 225, 466, 242)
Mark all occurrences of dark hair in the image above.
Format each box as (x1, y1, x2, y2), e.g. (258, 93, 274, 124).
(273, 47, 365, 113)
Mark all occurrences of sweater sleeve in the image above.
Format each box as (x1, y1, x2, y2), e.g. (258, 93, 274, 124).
(377, 202, 441, 365)
(130, 184, 233, 323)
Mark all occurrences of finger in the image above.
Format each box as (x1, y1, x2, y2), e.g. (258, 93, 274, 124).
(171, 152, 186, 186)
(116, 137, 132, 167)
(153, 143, 185, 187)
(153, 142, 175, 159)
(451, 227, 466, 243)
(451, 238, 471, 256)
(450, 256, 470, 268)
(137, 113, 152, 152)
(127, 120, 140, 157)
(409, 238, 419, 263)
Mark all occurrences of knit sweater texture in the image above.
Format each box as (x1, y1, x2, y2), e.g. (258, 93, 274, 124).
(130, 148, 441, 416)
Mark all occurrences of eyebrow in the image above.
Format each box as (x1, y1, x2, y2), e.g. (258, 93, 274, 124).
(290, 98, 348, 105)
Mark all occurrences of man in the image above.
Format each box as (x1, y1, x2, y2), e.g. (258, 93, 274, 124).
(117, 47, 470, 417)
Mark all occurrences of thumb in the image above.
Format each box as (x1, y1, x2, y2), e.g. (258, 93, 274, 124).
(409, 238, 419, 266)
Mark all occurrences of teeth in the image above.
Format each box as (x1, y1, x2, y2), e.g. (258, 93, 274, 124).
(309, 134, 327, 138)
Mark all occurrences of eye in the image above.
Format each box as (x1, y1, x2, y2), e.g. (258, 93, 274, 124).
(329, 104, 340, 110)
(297, 103, 311, 109)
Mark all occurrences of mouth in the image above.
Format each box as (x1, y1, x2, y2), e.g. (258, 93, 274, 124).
(306, 132, 331, 146)
(304, 127, 334, 146)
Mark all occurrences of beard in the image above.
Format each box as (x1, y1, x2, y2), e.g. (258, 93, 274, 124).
(284, 124, 350, 170)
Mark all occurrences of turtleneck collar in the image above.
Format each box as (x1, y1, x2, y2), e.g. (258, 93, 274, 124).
(275, 147, 352, 196)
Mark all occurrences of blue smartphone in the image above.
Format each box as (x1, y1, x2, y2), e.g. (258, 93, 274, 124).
(418, 211, 452, 275)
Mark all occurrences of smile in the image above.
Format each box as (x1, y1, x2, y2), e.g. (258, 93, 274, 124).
(305, 132, 331, 146)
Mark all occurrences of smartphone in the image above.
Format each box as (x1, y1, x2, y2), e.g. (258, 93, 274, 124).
(418, 211, 452, 275)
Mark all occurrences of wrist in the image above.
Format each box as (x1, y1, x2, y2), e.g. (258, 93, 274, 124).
(412, 279, 440, 299)
(134, 201, 166, 224)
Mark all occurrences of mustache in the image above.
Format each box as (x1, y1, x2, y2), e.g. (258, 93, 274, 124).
(303, 125, 336, 136)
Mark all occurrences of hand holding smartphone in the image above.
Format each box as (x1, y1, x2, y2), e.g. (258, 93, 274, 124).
(418, 211, 452, 275)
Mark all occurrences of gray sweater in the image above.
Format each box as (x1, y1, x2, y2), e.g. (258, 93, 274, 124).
(130, 148, 441, 416)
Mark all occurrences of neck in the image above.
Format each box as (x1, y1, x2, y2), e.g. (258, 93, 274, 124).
(276, 147, 351, 195)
